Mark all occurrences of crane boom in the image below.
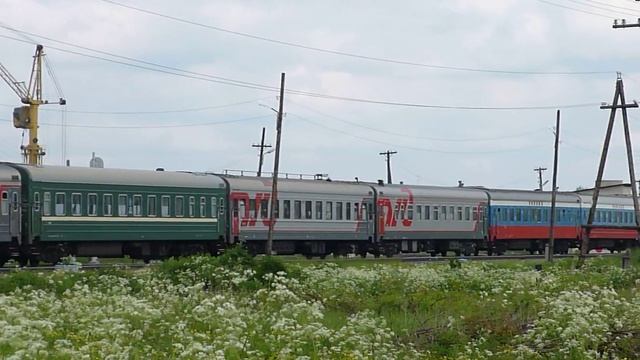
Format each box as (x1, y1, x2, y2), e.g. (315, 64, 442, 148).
(0, 44, 66, 165)
(0, 62, 29, 102)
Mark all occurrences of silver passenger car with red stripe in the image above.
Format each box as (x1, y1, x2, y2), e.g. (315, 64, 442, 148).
(221, 176, 376, 257)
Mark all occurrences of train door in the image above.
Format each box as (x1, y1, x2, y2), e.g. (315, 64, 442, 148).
(363, 201, 375, 239)
(8, 189, 20, 243)
(0, 190, 9, 243)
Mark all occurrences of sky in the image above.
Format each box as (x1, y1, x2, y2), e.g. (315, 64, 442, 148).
(2, 0, 640, 191)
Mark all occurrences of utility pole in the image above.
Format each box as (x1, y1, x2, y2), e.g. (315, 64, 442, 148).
(547, 110, 561, 262)
(252, 127, 271, 177)
(267, 73, 285, 256)
(379, 150, 397, 184)
(580, 73, 640, 267)
(534, 167, 548, 191)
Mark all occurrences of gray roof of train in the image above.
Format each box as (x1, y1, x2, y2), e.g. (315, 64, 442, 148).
(479, 188, 582, 203)
(220, 175, 374, 196)
(0, 164, 20, 183)
(3, 163, 225, 188)
(370, 184, 488, 201)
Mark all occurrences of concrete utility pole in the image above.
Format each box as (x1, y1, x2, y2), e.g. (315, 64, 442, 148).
(379, 150, 397, 184)
(267, 73, 285, 256)
(534, 167, 548, 191)
(546, 110, 561, 262)
(252, 127, 271, 177)
(580, 73, 640, 266)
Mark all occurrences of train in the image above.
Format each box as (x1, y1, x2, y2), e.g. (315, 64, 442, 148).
(0, 162, 637, 266)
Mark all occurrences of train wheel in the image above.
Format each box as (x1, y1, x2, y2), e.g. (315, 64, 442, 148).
(0, 256, 8, 267)
(440, 251, 447, 257)
(17, 256, 28, 267)
(28, 257, 40, 267)
(454, 250, 462, 257)
(430, 251, 437, 257)
(487, 248, 494, 256)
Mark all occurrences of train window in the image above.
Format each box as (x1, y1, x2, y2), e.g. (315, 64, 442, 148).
(326, 201, 333, 220)
(199, 197, 206, 217)
(464, 207, 470, 221)
(175, 196, 184, 217)
(457, 206, 462, 221)
(408, 205, 414, 220)
(335, 202, 342, 220)
(219, 198, 224, 218)
(33, 192, 40, 212)
(433, 206, 439, 221)
(425, 206, 430, 220)
(473, 207, 478, 221)
(294, 200, 302, 219)
(88, 194, 97, 216)
(416, 205, 422, 220)
(118, 195, 128, 217)
(11, 192, 18, 212)
(211, 197, 218, 219)
(394, 204, 400, 220)
(261, 199, 269, 219)
(441, 206, 447, 220)
(283, 200, 291, 219)
(354, 203, 360, 220)
(103, 194, 113, 216)
(133, 195, 143, 217)
(516, 209, 522, 222)
(345, 202, 351, 220)
(43, 192, 51, 216)
(305, 201, 312, 219)
(148, 196, 157, 217)
(315, 201, 323, 220)
(71, 193, 82, 216)
(273, 200, 280, 219)
(161, 196, 170, 217)
(188, 197, 195, 218)
(448, 206, 454, 220)
(1, 191, 7, 216)
(55, 193, 65, 216)
(617, 212, 623, 224)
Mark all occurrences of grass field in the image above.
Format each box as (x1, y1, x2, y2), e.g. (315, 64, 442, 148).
(0, 249, 638, 359)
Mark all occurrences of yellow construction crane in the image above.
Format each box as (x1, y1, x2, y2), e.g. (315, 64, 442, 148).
(0, 44, 66, 165)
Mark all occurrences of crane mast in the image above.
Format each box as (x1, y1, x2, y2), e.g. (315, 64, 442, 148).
(0, 45, 66, 165)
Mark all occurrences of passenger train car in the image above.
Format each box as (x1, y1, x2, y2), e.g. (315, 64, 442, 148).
(0, 162, 637, 265)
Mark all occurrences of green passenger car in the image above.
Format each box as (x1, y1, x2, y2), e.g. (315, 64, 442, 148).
(8, 164, 227, 264)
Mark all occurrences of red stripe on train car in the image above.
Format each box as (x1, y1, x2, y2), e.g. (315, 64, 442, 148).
(490, 226, 579, 240)
(587, 228, 638, 240)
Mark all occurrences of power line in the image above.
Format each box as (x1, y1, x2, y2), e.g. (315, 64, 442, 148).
(98, 0, 612, 76)
(534, 0, 617, 18)
(564, 0, 640, 17)
(0, 98, 267, 115)
(289, 113, 541, 154)
(580, 0, 640, 14)
(0, 115, 271, 129)
(0, 29, 605, 111)
(289, 99, 550, 142)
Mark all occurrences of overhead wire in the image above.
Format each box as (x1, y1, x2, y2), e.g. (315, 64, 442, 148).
(0, 97, 269, 115)
(97, 0, 613, 76)
(534, 0, 617, 18)
(0, 32, 603, 111)
(0, 115, 271, 129)
(288, 113, 541, 154)
(579, 0, 640, 14)
(288, 99, 550, 142)
(564, 0, 640, 16)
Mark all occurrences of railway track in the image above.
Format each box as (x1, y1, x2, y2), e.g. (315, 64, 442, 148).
(0, 253, 623, 272)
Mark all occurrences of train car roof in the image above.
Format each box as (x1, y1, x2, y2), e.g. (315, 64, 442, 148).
(4, 163, 226, 189)
(370, 184, 489, 201)
(0, 164, 20, 183)
(479, 188, 582, 203)
(221, 175, 374, 196)
(578, 193, 635, 206)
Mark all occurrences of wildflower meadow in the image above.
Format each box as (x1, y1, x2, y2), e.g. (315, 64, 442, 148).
(0, 249, 638, 359)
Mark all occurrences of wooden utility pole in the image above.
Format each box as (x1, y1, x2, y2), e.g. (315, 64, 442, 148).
(379, 150, 397, 184)
(547, 110, 561, 262)
(252, 127, 271, 177)
(580, 73, 640, 266)
(266, 73, 285, 256)
(534, 167, 547, 191)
